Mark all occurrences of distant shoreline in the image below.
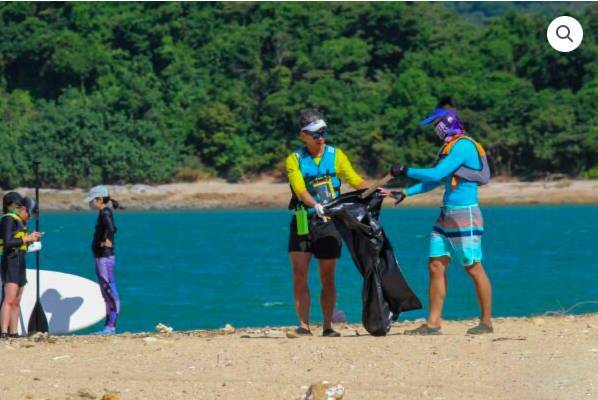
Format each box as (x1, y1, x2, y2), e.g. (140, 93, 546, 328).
(8, 178, 598, 211)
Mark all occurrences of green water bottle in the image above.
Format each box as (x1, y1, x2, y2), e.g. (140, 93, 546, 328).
(295, 206, 309, 235)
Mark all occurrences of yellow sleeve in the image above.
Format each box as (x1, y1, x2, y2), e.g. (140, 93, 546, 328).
(335, 148, 364, 189)
(286, 153, 308, 197)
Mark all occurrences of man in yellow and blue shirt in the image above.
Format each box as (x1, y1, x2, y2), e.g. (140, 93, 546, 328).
(286, 109, 388, 337)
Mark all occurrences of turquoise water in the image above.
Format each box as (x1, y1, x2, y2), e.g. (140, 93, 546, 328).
(35, 206, 597, 333)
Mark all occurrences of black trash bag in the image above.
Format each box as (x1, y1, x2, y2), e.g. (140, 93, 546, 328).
(324, 190, 422, 336)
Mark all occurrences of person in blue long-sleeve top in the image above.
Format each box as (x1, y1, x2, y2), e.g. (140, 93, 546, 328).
(390, 97, 494, 335)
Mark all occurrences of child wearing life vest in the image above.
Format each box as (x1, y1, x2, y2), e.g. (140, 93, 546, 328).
(0, 192, 43, 338)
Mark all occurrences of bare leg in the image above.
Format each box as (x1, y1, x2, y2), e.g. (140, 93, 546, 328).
(465, 262, 493, 326)
(428, 256, 451, 328)
(9, 286, 24, 334)
(318, 259, 337, 330)
(290, 252, 312, 330)
(1, 283, 19, 334)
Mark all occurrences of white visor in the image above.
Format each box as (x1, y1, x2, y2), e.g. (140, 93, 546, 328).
(302, 119, 327, 132)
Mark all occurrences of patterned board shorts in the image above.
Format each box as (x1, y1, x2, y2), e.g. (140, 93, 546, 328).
(429, 204, 484, 267)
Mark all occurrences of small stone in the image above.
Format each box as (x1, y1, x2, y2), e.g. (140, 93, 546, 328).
(155, 323, 173, 334)
(332, 310, 346, 324)
(22, 342, 35, 348)
(101, 393, 121, 400)
(265, 330, 285, 338)
(532, 317, 545, 326)
(304, 381, 345, 400)
(29, 332, 46, 342)
(285, 330, 300, 339)
(222, 324, 235, 334)
(143, 337, 159, 344)
(76, 388, 96, 399)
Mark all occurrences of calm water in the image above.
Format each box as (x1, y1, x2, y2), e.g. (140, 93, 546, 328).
(34, 206, 597, 333)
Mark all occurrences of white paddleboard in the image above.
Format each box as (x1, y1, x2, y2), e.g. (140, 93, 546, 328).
(1, 269, 105, 335)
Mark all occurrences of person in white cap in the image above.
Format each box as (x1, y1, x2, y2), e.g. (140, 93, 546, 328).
(85, 186, 121, 335)
(285, 109, 389, 337)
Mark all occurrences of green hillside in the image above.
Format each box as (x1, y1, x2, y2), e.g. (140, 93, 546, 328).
(1, 2, 596, 187)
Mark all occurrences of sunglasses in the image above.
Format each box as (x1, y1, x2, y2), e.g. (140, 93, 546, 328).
(303, 127, 329, 140)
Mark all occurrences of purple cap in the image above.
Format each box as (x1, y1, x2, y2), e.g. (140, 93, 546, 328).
(420, 107, 463, 138)
(420, 108, 450, 125)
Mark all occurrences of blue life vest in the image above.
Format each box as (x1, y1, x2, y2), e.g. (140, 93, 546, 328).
(292, 145, 341, 209)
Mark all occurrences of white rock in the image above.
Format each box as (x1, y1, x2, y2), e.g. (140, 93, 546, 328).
(304, 381, 345, 400)
(222, 324, 235, 334)
(155, 323, 174, 334)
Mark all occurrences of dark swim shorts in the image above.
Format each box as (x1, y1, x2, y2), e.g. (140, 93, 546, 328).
(288, 215, 342, 259)
(1, 254, 27, 287)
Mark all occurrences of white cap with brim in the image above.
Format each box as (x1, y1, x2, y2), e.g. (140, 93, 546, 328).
(302, 119, 327, 132)
(85, 185, 109, 203)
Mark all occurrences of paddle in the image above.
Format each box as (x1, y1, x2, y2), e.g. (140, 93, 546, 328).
(360, 165, 404, 199)
(27, 160, 48, 335)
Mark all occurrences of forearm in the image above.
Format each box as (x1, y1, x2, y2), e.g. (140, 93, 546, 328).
(102, 217, 115, 242)
(298, 192, 318, 207)
(355, 180, 371, 190)
(404, 180, 443, 196)
(407, 166, 452, 182)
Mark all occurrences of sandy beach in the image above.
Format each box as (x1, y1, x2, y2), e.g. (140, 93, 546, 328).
(0, 314, 596, 400)
(9, 178, 598, 211)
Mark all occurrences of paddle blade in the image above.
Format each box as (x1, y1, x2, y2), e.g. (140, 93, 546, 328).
(27, 300, 49, 334)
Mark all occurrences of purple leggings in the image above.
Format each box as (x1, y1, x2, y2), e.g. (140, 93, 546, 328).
(95, 256, 120, 328)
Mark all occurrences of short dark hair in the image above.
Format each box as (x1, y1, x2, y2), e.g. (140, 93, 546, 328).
(299, 109, 324, 129)
(100, 196, 121, 210)
(437, 96, 455, 108)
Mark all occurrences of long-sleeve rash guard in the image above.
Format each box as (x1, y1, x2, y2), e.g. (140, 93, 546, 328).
(92, 208, 116, 258)
(404, 139, 481, 206)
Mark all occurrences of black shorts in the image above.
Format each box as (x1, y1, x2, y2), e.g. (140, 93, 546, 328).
(1, 254, 27, 287)
(288, 215, 342, 259)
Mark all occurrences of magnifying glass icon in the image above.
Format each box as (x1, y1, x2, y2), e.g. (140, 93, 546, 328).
(556, 25, 574, 43)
